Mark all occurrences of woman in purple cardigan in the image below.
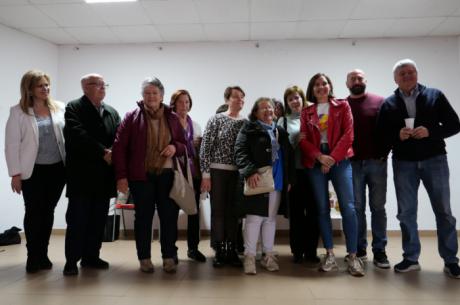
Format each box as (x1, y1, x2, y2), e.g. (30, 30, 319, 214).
(170, 89, 206, 263)
(112, 77, 187, 274)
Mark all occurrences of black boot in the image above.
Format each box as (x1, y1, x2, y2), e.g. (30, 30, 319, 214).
(212, 242, 226, 268)
(226, 241, 243, 267)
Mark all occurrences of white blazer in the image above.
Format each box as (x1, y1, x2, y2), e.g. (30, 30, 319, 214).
(5, 101, 66, 180)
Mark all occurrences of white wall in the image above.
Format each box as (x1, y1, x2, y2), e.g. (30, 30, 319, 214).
(0, 25, 59, 231)
(56, 37, 460, 231)
(1, 31, 460, 232)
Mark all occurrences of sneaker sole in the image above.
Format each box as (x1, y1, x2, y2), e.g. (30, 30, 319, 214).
(394, 264, 421, 273)
(443, 267, 460, 279)
(348, 269, 365, 277)
(319, 266, 339, 272)
(373, 260, 391, 269)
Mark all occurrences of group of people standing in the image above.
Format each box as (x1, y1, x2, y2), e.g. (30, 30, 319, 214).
(5, 58, 460, 279)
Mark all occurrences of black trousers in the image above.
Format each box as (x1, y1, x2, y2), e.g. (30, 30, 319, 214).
(22, 162, 65, 261)
(64, 196, 110, 263)
(187, 178, 202, 250)
(210, 168, 239, 247)
(129, 170, 179, 260)
(289, 169, 320, 258)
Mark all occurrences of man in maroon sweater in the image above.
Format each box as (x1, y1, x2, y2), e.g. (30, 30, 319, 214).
(346, 69, 390, 269)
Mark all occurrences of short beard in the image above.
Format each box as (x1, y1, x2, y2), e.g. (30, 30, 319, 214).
(350, 85, 366, 95)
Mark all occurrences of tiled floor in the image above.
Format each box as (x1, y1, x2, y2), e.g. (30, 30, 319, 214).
(0, 235, 459, 305)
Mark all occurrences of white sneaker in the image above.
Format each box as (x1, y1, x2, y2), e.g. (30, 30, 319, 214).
(319, 253, 339, 272)
(139, 259, 154, 273)
(163, 258, 176, 273)
(260, 253, 279, 272)
(347, 255, 365, 277)
(244, 255, 256, 275)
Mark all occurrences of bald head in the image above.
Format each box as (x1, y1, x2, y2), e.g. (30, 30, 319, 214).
(346, 69, 367, 97)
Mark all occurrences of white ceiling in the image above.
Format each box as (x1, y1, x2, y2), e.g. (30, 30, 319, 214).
(0, 0, 459, 45)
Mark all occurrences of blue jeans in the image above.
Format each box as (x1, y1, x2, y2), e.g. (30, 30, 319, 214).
(393, 155, 458, 264)
(351, 159, 388, 253)
(306, 159, 358, 253)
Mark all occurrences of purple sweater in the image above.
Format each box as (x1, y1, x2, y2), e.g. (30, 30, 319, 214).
(347, 92, 384, 160)
(112, 102, 187, 181)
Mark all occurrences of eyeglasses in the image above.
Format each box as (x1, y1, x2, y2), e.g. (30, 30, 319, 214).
(88, 82, 109, 89)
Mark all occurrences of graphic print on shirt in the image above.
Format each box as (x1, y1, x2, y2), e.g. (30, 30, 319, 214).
(318, 113, 328, 133)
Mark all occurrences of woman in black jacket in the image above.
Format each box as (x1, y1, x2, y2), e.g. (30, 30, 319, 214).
(234, 97, 295, 275)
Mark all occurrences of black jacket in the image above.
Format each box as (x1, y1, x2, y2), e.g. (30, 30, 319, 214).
(64, 95, 121, 199)
(234, 120, 295, 217)
(377, 84, 460, 161)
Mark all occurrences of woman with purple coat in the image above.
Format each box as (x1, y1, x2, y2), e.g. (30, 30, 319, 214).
(112, 77, 187, 274)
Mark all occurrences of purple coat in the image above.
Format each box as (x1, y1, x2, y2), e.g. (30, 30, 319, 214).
(112, 102, 187, 181)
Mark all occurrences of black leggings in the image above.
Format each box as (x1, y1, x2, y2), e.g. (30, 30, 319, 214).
(210, 168, 239, 247)
(22, 162, 65, 261)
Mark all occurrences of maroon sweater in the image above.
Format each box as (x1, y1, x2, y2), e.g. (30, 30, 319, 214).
(347, 92, 384, 160)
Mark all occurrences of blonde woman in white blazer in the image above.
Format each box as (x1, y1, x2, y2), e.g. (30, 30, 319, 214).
(5, 70, 66, 273)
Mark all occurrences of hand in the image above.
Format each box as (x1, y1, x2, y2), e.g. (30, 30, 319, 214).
(317, 154, 335, 168)
(11, 175, 22, 194)
(117, 178, 129, 194)
(399, 127, 413, 141)
(201, 178, 211, 192)
(321, 164, 331, 174)
(412, 126, 429, 139)
(103, 148, 112, 165)
(287, 184, 291, 192)
(247, 173, 260, 189)
(160, 144, 176, 158)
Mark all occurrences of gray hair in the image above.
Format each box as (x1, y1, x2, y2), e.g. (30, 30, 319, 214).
(141, 77, 164, 95)
(80, 73, 103, 88)
(393, 59, 418, 74)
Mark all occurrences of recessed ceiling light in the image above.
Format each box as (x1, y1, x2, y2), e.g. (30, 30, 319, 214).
(85, 0, 138, 3)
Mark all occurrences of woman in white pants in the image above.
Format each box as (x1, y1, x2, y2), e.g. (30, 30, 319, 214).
(234, 97, 295, 274)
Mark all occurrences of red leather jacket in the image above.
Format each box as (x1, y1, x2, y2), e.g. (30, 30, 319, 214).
(299, 99, 354, 168)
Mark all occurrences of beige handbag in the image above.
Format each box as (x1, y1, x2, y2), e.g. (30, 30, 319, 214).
(243, 166, 275, 196)
(169, 154, 198, 215)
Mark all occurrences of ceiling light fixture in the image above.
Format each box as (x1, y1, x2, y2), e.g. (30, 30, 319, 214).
(85, 0, 138, 3)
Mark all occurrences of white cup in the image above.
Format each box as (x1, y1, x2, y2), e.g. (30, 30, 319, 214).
(404, 118, 415, 129)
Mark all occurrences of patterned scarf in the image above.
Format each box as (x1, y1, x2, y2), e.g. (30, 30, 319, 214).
(257, 120, 280, 162)
(144, 104, 171, 174)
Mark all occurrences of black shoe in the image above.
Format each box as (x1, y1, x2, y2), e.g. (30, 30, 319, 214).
(188, 249, 206, 262)
(357, 249, 368, 261)
(213, 242, 226, 268)
(226, 241, 243, 267)
(394, 259, 420, 273)
(81, 258, 109, 269)
(444, 263, 460, 279)
(63, 262, 78, 276)
(373, 251, 391, 269)
(292, 253, 303, 264)
(26, 257, 40, 274)
(40, 256, 53, 270)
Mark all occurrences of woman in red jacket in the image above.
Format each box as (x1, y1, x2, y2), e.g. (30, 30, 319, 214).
(299, 73, 364, 277)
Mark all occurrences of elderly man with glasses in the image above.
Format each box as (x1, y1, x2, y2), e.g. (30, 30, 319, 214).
(63, 73, 120, 276)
